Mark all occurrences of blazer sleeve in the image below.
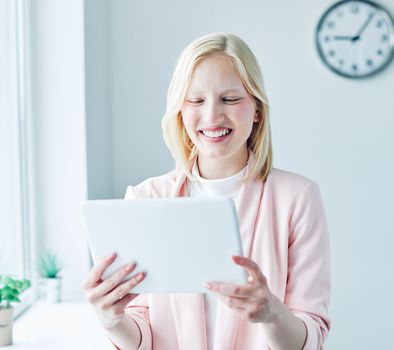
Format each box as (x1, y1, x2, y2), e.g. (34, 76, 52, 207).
(108, 186, 153, 350)
(285, 181, 331, 350)
(125, 294, 152, 350)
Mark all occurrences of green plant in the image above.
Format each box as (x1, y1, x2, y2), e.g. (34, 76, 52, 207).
(0, 275, 31, 309)
(37, 252, 62, 278)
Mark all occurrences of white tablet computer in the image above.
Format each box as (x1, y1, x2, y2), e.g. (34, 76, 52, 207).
(80, 197, 247, 293)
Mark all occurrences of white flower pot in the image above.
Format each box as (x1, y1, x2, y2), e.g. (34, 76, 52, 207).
(0, 307, 13, 346)
(43, 277, 62, 303)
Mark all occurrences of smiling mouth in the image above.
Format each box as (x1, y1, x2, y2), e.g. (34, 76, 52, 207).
(199, 128, 232, 138)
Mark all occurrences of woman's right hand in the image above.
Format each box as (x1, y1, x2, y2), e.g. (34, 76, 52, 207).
(81, 252, 146, 330)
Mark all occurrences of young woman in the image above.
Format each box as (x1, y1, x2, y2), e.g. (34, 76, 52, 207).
(82, 33, 331, 350)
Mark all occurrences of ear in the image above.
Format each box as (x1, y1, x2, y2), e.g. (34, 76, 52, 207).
(253, 110, 259, 123)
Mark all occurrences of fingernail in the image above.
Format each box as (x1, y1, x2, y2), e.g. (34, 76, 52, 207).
(137, 272, 145, 281)
(125, 263, 135, 273)
(106, 252, 116, 261)
(203, 283, 212, 289)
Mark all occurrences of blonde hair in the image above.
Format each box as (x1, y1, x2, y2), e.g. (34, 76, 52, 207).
(161, 32, 273, 182)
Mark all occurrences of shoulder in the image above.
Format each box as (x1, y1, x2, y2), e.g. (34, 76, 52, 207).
(267, 167, 317, 190)
(265, 167, 322, 205)
(125, 170, 181, 199)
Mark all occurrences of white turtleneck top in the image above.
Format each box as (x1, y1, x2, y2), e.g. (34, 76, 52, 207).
(187, 160, 246, 350)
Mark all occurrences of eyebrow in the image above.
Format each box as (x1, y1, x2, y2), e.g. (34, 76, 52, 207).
(187, 88, 243, 95)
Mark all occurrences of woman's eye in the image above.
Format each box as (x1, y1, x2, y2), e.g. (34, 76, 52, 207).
(188, 99, 203, 104)
(223, 98, 241, 103)
(186, 98, 241, 104)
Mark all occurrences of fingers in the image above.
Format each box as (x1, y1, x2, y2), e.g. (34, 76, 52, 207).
(92, 261, 137, 299)
(216, 292, 254, 310)
(81, 254, 147, 330)
(100, 271, 146, 307)
(204, 256, 267, 298)
(232, 256, 266, 285)
(204, 281, 257, 298)
(82, 252, 117, 290)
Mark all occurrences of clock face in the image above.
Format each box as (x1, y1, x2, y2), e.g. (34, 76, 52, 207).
(316, 0, 394, 78)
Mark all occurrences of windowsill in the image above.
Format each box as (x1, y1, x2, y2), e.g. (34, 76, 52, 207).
(3, 297, 112, 349)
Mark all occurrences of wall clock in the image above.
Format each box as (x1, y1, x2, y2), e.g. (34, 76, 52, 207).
(316, 0, 394, 78)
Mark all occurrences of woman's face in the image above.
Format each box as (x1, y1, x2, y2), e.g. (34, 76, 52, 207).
(180, 54, 258, 169)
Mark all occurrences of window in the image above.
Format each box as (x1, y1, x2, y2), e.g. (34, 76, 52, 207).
(0, 0, 35, 318)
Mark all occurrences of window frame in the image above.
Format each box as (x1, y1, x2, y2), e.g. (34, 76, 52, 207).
(10, 0, 37, 319)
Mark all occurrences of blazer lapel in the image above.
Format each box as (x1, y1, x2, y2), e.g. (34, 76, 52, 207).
(172, 172, 188, 197)
(236, 176, 265, 259)
(214, 159, 265, 350)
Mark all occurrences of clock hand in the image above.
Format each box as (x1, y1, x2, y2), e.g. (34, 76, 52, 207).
(352, 12, 375, 41)
(333, 35, 354, 40)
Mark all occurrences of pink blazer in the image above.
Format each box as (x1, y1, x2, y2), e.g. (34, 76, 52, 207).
(116, 165, 331, 350)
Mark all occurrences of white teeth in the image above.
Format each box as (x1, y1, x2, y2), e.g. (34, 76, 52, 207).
(201, 129, 230, 138)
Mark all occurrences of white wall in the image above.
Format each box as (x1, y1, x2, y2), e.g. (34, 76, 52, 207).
(29, 0, 90, 299)
(88, 0, 394, 348)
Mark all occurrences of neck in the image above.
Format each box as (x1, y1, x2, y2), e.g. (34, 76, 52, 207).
(197, 148, 249, 180)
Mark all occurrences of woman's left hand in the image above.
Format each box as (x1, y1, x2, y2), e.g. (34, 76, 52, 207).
(204, 255, 278, 323)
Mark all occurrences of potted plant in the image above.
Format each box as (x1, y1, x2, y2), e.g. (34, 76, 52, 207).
(37, 252, 62, 303)
(0, 275, 30, 346)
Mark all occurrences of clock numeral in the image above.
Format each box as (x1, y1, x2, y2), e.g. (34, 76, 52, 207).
(351, 64, 358, 71)
(338, 59, 345, 66)
(376, 49, 384, 56)
(366, 59, 373, 67)
(381, 34, 388, 42)
(336, 11, 343, 18)
(324, 35, 330, 42)
(327, 21, 335, 29)
(376, 20, 383, 28)
(350, 4, 359, 14)
(328, 50, 336, 57)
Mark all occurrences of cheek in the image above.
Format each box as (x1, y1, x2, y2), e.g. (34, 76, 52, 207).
(232, 104, 255, 129)
(181, 107, 199, 132)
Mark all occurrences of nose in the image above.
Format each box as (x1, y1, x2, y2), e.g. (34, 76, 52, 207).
(202, 99, 224, 125)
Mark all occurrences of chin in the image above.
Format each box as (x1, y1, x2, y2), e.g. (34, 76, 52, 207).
(198, 148, 233, 160)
